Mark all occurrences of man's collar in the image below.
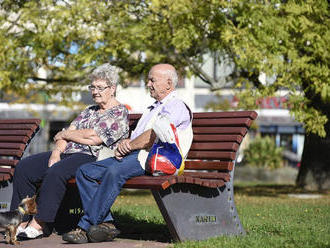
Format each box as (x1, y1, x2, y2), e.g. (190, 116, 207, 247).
(148, 91, 177, 110)
(148, 101, 161, 110)
(159, 91, 177, 104)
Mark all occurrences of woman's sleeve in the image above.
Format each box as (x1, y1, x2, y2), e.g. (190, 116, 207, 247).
(93, 107, 129, 147)
(70, 107, 89, 128)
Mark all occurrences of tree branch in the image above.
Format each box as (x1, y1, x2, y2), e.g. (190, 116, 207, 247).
(29, 76, 84, 83)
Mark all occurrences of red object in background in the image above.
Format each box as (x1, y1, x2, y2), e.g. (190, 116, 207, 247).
(124, 104, 132, 112)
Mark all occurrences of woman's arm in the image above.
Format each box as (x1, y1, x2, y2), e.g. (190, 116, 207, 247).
(48, 125, 76, 167)
(53, 126, 103, 146)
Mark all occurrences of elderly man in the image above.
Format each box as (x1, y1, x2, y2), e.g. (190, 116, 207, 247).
(62, 64, 193, 244)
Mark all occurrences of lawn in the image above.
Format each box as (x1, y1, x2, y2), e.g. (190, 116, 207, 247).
(112, 184, 330, 248)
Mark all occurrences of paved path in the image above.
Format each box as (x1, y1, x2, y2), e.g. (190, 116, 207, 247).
(0, 233, 172, 248)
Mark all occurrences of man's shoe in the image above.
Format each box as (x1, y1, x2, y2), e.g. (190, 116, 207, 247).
(87, 222, 120, 243)
(62, 228, 88, 244)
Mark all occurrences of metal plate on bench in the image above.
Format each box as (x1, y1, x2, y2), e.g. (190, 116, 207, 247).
(152, 181, 245, 241)
(0, 180, 13, 212)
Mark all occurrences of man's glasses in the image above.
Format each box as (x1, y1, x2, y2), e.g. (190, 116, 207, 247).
(88, 85, 110, 92)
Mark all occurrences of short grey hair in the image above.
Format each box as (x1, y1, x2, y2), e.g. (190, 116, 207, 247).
(89, 63, 119, 86)
(160, 69, 179, 87)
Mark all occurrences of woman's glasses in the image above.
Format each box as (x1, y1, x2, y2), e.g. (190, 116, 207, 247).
(88, 85, 110, 92)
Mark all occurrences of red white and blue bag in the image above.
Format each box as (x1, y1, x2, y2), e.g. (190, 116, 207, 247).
(146, 115, 185, 176)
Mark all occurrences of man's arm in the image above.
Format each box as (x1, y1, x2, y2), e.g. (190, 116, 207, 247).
(115, 129, 156, 159)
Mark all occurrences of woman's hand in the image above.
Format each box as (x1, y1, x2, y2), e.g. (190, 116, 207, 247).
(54, 129, 68, 142)
(115, 139, 131, 159)
(48, 150, 61, 167)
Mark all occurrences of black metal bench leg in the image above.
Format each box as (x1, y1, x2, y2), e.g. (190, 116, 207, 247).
(152, 179, 245, 241)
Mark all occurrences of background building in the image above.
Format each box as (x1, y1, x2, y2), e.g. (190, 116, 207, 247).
(0, 74, 304, 164)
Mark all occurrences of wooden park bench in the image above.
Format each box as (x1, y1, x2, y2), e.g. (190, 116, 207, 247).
(0, 111, 258, 241)
(122, 111, 257, 241)
(0, 119, 41, 182)
(0, 119, 40, 212)
(62, 110, 258, 241)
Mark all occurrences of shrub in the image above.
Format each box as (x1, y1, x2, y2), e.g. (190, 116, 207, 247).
(243, 135, 283, 169)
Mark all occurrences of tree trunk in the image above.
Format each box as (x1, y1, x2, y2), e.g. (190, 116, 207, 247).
(296, 103, 330, 190)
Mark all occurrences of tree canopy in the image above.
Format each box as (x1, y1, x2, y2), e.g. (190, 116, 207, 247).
(0, 0, 329, 136)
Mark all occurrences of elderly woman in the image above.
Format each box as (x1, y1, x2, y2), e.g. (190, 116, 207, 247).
(10, 63, 129, 239)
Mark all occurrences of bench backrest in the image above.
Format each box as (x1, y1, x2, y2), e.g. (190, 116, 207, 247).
(129, 111, 257, 173)
(0, 111, 257, 184)
(0, 119, 41, 182)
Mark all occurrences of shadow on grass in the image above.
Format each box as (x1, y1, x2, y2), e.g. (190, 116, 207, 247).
(112, 211, 172, 243)
(234, 184, 326, 197)
(120, 189, 152, 196)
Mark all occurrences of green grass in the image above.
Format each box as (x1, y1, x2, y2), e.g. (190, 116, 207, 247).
(112, 185, 330, 248)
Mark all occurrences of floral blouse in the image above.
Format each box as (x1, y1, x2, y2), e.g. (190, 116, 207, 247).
(63, 104, 129, 157)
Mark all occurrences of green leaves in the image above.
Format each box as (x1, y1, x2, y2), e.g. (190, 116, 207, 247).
(243, 135, 284, 170)
(0, 0, 329, 136)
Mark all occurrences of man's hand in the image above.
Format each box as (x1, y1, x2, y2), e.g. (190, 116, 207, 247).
(115, 139, 131, 159)
(48, 150, 61, 167)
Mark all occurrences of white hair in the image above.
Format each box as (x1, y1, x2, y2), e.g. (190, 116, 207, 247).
(89, 63, 120, 86)
(160, 69, 179, 87)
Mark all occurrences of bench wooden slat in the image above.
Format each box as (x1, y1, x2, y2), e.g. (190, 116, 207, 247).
(67, 177, 172, 189)
(193, 127, 247, 136)
(187, 151, 236, 160)
(0, 136, 30, 143)
(0, 130, 34, 137)
(193, 134, 243, 143)
(123, 175, 227, 190)
(0, 167, 15, 181)
(0, 159, 20, 167)
(128, 114, 141, 127)
(200, 178, 226, 188)
(190, 142, 239, 151)
(69, 176, 174, 190)
(0, 173, 11, 181)
(0, 149, 23, 157)
(70, 172, 229, 190)
(193, 111, 257, 119)
(0, 167, 14, 175)
(192, 118, 252, 127)
(0, 143, 26, 150)
(128, 114, 142, 120)
(183, 172, 230, 181)
(124, 176, 171, 190)
(0, 124, 38, 130)
(0, 119, 41, 124)
(184, 160, 233, 170)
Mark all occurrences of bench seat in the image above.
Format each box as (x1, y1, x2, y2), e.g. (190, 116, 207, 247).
(123, 171, 230, 190)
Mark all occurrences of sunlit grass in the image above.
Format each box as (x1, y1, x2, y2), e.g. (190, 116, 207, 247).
(112, 185, 330, 248)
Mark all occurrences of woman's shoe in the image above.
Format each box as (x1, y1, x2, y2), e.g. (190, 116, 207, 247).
(17, 226, 43, 239)
(16, 225, 26, 236)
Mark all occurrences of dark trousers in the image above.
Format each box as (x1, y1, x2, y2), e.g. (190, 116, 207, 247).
(10, 151, 96, 223)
